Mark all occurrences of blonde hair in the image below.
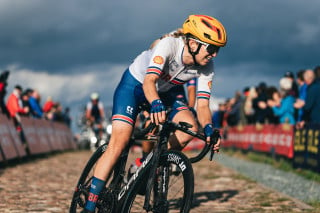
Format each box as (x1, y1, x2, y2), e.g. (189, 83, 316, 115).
(150, 28, 185, 49)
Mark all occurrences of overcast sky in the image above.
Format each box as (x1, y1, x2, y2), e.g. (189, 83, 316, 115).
(1, 0, 320, 124)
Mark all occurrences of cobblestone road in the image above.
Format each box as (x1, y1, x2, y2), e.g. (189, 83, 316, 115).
(0, 150, 317, 212)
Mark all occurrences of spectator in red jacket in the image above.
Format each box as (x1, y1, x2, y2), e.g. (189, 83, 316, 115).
(43, 96, 55, 119)
(6, 85, 29, 119)
(43, 96, 54, 113)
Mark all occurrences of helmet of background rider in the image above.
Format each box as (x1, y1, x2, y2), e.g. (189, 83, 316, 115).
(91, 92, 99, 101)
(182, 14, 227, 47)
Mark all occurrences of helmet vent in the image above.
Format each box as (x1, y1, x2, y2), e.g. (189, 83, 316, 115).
(204, 33, 212, 40)
(202, 19, 222, 40)
(216, 29, 222, 40)
(204, 30, 221, 41)
(202, 19, 213, 30)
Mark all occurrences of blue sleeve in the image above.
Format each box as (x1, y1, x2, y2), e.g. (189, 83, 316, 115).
(186, 78, 197, 87)
(272, 97, 294, 116)
(300, 84, 308, 101)
(29, 98, 43, 117)
(303, 84, 318, 112)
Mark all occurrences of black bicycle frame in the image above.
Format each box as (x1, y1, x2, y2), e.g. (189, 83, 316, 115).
(143, 121, 174, 211)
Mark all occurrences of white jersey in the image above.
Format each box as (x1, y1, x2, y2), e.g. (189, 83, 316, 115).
(129, 36, 214, 100)
(86, 101, 104, 110)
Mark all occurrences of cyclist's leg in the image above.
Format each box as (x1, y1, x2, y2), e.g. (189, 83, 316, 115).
(83, 69, 140, 212)
(168, 101, 198, 150)
(70, 144, 107, 212)
(128, 113, 155, 179)
(158, 87, 198, 150)
(94, 121, 133, 179)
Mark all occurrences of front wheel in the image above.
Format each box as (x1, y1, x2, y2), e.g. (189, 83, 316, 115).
(122, 150, 194, 213)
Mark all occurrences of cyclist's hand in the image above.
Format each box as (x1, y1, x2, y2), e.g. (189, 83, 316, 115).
(213, 137, 221, 153)
(204, 124, 220, 152)
(150, 99, 166, 125)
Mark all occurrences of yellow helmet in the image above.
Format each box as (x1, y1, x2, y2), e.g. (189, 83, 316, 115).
(183, 15, 227, 47)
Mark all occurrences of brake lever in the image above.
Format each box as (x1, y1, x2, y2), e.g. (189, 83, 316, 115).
(209, 129, 221, 161)
(209, 146, 215, 161)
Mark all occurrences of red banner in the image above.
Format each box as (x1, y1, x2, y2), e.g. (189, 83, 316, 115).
(223, 124, 294, 158)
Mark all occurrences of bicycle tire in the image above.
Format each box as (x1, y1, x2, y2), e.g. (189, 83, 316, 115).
(69, 144, 107, 212)
(121, 150, 194, 213)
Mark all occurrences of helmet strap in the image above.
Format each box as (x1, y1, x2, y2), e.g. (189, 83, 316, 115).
(187, 38, 202, 66)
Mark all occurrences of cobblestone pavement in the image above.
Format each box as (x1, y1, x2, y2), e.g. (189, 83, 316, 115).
(0, 150, 317, 212)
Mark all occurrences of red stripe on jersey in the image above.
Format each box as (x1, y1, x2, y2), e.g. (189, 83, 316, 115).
(197, 93, 211, 99)
(147, 68, 162, 75)
(171, 79, 185, 85)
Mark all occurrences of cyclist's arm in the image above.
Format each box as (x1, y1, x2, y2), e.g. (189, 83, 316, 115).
(143, 74, 160, 103)
(186, 78, 197, 108)
(144, 38, 175, 124)
(195, 64, 221, 150)
(187, 86, 196, 108)
(85, 109, 91, 120)
(143, 73, 166, 124)
(197, 99, 220, 151)
(196, 99, 212, 128)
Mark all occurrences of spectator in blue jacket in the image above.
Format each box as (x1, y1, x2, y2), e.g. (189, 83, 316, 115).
(295, 69, 320, 126)
(212, 103, 226, 128)
(28, 89, 43, 118)
(268, 77, 296, 124)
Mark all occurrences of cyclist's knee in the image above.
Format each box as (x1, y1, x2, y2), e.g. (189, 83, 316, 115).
(168, 132, 193, 150)
(108, 121, 133, 147)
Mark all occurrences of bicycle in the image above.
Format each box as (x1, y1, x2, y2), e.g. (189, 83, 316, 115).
(70, 117, 220, 212)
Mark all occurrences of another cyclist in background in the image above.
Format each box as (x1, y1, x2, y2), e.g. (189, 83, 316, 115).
(82, 14, 227, 212)
(86, 92, 105, 145)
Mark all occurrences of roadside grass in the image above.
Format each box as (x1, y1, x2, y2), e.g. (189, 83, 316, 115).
(222, 148, 320, 209)
(222, 148, 320, 183)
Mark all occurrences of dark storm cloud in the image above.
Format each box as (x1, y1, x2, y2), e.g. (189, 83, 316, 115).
(0, 0, 186, 71)
(1, 0, 320, 99)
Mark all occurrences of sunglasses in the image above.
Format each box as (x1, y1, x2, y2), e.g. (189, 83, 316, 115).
(191, 38, 220, 55)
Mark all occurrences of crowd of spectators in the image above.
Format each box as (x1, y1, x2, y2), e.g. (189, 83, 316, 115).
(212, 65, 320, 129)
(0, 70, 71, 128)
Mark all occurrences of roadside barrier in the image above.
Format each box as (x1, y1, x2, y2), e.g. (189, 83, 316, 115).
(222, 124, 294, 158)
(221, 123, 320, 173)
(293, 124, 320, 173)
(0, 114, 76, 163)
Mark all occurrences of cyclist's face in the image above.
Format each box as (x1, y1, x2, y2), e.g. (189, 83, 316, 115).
(188, 38, 219, 66)
(197, 43, 218, 65)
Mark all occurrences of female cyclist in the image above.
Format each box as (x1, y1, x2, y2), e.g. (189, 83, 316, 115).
(83, 14, 227, 212)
